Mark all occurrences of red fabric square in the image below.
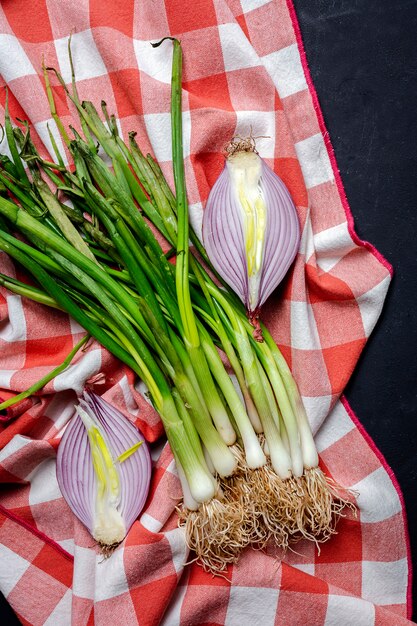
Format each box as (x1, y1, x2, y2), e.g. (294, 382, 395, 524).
(31, 544, 73, 587)
(184, 73, 233, 112)
(2, 0, 53, 43)
(275, 590, 328, 626)
(227, 66, 275, 112)
(262, 295, 292, 350)
(129, 574, 178, 625)
(316, 516, 362, 563)
(321, 339, 366, 395)
(165, 0, 218, 35)
(24, 335, 74, 368)
(90, 0, 135, 36)
(188, 563, 232, 587)
(109, 69, 143, 118)
(305, 263, 356, 304)
(274, 157, 308, 207)
(190, 150, 223, 205)
(280, 562, 328, 595)
(125, 538, 176, 587)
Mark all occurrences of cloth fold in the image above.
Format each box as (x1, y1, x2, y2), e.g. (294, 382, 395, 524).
(0, 0, 411, 624)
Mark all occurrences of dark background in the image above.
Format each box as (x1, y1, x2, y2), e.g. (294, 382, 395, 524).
(1, 0, 417, 623)
(292, 0, 417, 620)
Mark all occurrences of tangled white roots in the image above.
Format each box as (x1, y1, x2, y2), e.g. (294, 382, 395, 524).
(179, 444, 356, 573)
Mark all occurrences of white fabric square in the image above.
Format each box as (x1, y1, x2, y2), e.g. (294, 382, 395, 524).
(225, 586, 279, 626)
(54, 347, 102, 394)
(262, 44, 307, 99)
(160, 581, 188, 626)
(240, 0, 272, 12)
(34, 119, 69, 165)
(57, 539, 75, 556)
(0, 35, 36, 82)
(324, 594, 375, 626)
(55, 30, 107, 83)
(70, 317, 85, 335)
(94, 546, 129, 601)
(72, 545, 96, 600)
(356, 276, 391, 337)
(0, 545, 30, 596)
(235, 110, 276, 159)
(290, 300, 321, 350)
(134, 38, 172, 84)
(315, 400, 355, 452)
(165, 527, 187, 573)
(293, 562, 315, 576)
(119, 374, 140, 417)
(44, 588, 72, 626)
(144, 111, 191, 162)
(28, 458, 62, 504)
(301, 394, 332, 436)
(353, 467, 402, 523)
(189, 201, 204, 242)
(44, 391, 77, 431)
(295, 133, 334, 188)
(0, 369, 16, 392)
(141, 512, 163, 533)
(0, 434, 31, 464)
(0, 294, 26, 342)
(299, 214, 315, 262)
(362, 558, 408, 605)
(218, 23, 260, 72)
(314, 222, 355, 273)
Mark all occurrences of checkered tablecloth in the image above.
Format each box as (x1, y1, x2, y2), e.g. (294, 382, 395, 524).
(0, 1, 412, 624)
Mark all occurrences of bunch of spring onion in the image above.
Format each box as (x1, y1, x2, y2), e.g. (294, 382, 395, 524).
(0, 37, 353, 571)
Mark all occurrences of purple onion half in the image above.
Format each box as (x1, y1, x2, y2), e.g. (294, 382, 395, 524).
(56, 391, 151, 545)
(202, 153, 300, 314)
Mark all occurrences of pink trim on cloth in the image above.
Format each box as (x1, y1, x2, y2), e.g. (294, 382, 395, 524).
(341, 396, 413, 620)
(0, 502, 74, 562)
(286, 1, 410, 615)
(285, 0, 394, 278)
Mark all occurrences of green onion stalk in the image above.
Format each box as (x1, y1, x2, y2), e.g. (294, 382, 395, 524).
(0, 40, 354, 572)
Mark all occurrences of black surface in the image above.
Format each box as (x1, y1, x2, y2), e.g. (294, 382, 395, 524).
(293, 0, 417, 620)
(1, 1, 417, 623)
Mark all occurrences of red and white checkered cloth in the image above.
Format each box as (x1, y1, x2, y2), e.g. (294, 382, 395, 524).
(0, 1, 412, 624)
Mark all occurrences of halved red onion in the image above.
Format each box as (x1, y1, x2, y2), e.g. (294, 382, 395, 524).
(56, 391, 151, 547)
(202, 149, 300, 318)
